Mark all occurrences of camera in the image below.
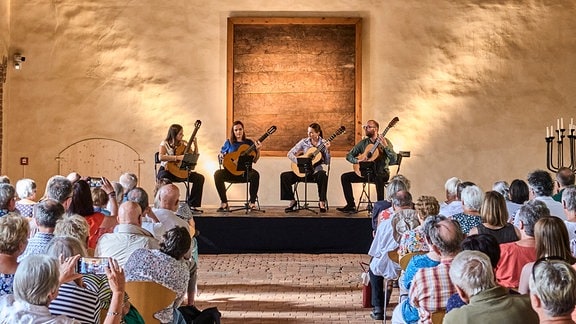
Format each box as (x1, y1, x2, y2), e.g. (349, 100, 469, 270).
(76, 257, 109, 275)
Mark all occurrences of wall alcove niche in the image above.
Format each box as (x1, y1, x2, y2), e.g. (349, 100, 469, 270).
(227, 17, 363, 157)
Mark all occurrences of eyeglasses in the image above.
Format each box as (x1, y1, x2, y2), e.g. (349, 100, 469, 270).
(531, 256, 565, 282)
(363, 125, 376, 129)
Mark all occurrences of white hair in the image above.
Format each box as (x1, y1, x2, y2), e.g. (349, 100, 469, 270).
(449, 250, 495, 298)
(14, 254, 60, 305)
(445, 177, 461, 196)
(461, 185, 484, 212)
(16, 178, 36, 200)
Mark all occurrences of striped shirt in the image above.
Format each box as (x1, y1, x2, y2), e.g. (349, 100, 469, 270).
(49, 282, 101, 324)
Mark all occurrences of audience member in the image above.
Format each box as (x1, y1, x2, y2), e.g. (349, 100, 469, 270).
(389, 191, 419, 242)
(530, 259, 576, 324)
(392, 217, 464, 323)
(67, 180, 107, 249)
(95, 201, 160, 267)
(493, 180, 510, 198)
(371, 176, 410, 231)
(553, 167, 575, 202)
(0, 183, 17, 217)
(443, 250, 538, 324)
(0, 215, 29, 295)
(152, 184, 194, 243)
(398, 195, 439, 256)
(54, 214, 90, 249)
(14, 178, 37, 217)
(508, 179, 530, 224)
(127, 186, 165, 238)
(66, 172, 81, 184)
(0, 175, 10, 184)
(561, 186, 576, 251)
(19, 199, 64, 260)
(527, 169, 565, 219)
(124, 226, 197, 324)
(451, 184, 483, 235)
(518, 216, 576, 294)
(469, 191, 520, 243)
(43, 175, 73, 208)
(0, 254, 125, 324)
(92, 187, 111, 216)
(496, 200, 549, 288)
(119, 172, 138, 201)
(439, 177, 462, 217)
(446, 233, 501, 312)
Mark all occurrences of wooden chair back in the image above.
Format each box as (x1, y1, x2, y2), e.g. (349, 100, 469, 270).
(431, 309, 446, 324)
(125, 281, 177, 323)
(399, 251, 427, 270)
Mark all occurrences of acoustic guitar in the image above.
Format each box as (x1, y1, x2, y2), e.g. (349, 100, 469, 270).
(222, 125, 277, 176)
(291, 126, 346, 177)
(165, 120, 202, 179)
(352, 117, 399, 177)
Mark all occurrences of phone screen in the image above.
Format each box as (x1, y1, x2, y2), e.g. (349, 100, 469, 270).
(89, 177, 103, 187)
(76, 257, 109, 275)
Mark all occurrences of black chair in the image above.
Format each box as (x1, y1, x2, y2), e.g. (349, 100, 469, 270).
(293, 163, 331, 213)
(356, 153, 404, 214)
(155, 152, 190, 202)
(218, 156, 261, 213)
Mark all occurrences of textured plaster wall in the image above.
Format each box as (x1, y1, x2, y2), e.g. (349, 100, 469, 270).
(4, 0, 576, 206)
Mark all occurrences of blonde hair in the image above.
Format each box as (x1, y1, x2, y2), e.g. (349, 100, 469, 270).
(480, 191, 508, 227)
(0, 215, 29, 255)
(535, 217, 576, 264)
(54, 214, 90, 248)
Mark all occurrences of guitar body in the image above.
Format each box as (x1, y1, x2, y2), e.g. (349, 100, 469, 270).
(290, 148, 324, 178)
(352, 144, 380, 177)
(166, 143, 191, 178)
(222, 144, 257, 176)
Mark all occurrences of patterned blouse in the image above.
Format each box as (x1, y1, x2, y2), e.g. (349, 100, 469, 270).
(0, 273, 15, 296)
(451, 213, 482, 235)
(124, 249, 194, 323)
(399, 226, 429, 257)
(15, 201, 36, 218)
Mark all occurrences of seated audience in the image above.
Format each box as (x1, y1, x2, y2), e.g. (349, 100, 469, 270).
(530, 259, 576, 324)
(54, 214, 90, 249)
(444, 250, 538, 324)
(561, 186, 576, 252)
(493, 180, 509, 198)
(66, 172, 82, 184)
(451, 184, 483, 235)
(508, 179, 529, 224)
(14, 178, 37, 218)
(389, 191, 419, 242)
(43, 175, 73, 209)
(67, 179, 107, 249)
(392, 217, 464, 323)
(469, 191, 520, 243)
(0, 183, 17, 217)
(124, 226, 197, 324)
(497, 200, 549, 288)
(446, 233, 501, 312)
(398, 195, 439, 257)
(0, 175, 10, 184)
(119, 172, 138, 201)
(19, 199, 64, 260)
(439, 177, 462, 217)
(553, 167, 575, 202)
(0, 254, 125, 324)
(371, 176, 410, 232)
(0, 215, 29, 296)
(527, 169, 565, 219)
(518, 216, 576, 294)
(95, 201, 160, 267)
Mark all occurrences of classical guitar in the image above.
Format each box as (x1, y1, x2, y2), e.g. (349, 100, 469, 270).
(166, 120, 202, 179)
(353, 117, 399, 177)
(223, 125, 277, 176)
(291, 126, 346, 177)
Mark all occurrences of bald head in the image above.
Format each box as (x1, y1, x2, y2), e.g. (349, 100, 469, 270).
(158, 184, 180, 211)
(118, 201, 143, 225)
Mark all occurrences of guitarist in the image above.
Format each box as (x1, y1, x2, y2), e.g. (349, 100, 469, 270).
(336, 120, 397, 213)
(157, 124, 205, 213)
(280, 123, 331, 213)
(214, 120, 262, 212)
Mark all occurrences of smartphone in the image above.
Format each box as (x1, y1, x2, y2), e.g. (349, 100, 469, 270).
(76, 257, 109, 275)
(88, 177, 103, 187)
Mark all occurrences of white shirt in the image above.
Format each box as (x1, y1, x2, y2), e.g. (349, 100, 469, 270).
(0, 295, 79, 324)
(95, 224, 160, 267)
(439, 200, 463, 217)
(368, 218, 400, 279)
(535, 196, 566, 220)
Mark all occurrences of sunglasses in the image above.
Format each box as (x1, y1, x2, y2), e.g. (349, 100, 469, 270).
(531, 256, 565, 282)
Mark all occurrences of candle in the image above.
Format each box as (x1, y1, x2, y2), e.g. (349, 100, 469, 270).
(552, 125, 554, 135)
(571, 118, 574, 126)
(547, 126, 550, 138)
(561, 118, 564, 129)
(558, 119, 560, 131)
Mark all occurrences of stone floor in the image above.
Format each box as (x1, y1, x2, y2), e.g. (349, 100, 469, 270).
(194, 253, 399, 323)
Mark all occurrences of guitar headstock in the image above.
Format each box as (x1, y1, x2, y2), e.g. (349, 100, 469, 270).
(194, 120, 202, 128)
(388, 117, 399, 128)
(267, 126, 277, 135)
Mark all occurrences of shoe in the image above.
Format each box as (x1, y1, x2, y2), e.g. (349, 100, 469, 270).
(190, 207, 203, 214)
(336, 205, 356, 213)
(369, 311, 384, 320)
(249, 203, 258, 211)
(217, 205, 229, 212)
(285, 201, 298, 213)
(319, 201, 327, 213)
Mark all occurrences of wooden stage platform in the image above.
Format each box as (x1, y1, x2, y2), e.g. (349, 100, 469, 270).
(194, 206, 374, 254)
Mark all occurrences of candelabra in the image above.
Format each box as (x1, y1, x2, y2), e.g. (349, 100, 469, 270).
(545, 118, 576, 173)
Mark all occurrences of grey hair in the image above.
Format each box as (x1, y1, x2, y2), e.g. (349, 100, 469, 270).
(445, 177, 461, 196)
(14, 254, 60, 305)
(492, 181, 509, 199)
(45, 175, 73, 204)
(390, 174, 411, 191)
(529, 259, 576, 317)
(386, 179, 408, 200)
(119, 172, 138, 192)
(127, 187, 149, 212)
(422, 214, 447, 242)
(16, 178, 36, 200)
(46, 236, 87, 259)
(34, 199, 65, 228)
(517, 199, 550, 237)
(527, 169, 554, 197)
(391, 190, 412, 208)
(449, 250, 495, 298)
(428, 216, 464, 255)
(53, 214, 90, 248)
(562, 186, 576, 212)
(112, 182, 125, 204)
(0, 183, 15, 209)
(461, 185, 484, 212)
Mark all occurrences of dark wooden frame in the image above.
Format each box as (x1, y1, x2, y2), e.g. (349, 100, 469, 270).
(227, 17, 362, 157)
